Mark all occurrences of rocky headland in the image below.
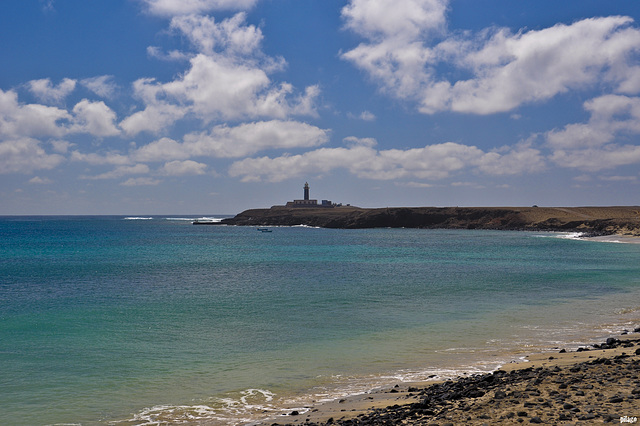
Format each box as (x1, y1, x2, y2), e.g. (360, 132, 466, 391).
(218, 206, 640, 236)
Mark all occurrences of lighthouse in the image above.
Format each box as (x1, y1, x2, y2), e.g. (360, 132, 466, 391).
(285, 182, 334, 207)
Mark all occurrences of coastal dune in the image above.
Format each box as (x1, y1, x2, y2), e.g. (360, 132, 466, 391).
(221, 206, 640, 236)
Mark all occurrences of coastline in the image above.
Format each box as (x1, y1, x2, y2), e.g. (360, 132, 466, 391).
(220, 206, 640, 236)
(581, 234, 640, 244)
(262, 333, 640, 425)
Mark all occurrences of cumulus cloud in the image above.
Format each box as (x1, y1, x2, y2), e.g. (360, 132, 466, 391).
(342, 0, 448, 40)
(70, 99, 120, 137)
(160, 160, 208, 175)
(120, 177, 161, 186)
(27, 78, 76, 104)
(425, 17, 640, 114)
(1, 89, 122, 140)
(70, 150, 131, 166)
(0, 89, 70, 138)
(181, 120, 329, 158)
(342, 0, 640, 115)
(132, 120, 329, 161)
(229, 137, 544, 182)
(121, 11, 316, 135)
(86, 164, 150, 180)
(80, 75, 118, 98)
(0, 137, 64, 174)
(170, 13, 263, 57)
(546, 94, 640, 170)
(141, 0, 257, 16)
(121, 53, 317, 135)
(28, 176, 53, 184)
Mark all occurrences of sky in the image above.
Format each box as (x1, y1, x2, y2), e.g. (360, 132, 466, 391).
(1, 0, 640, 215)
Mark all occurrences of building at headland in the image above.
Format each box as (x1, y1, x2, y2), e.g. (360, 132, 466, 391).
(285, 182, 336, 208)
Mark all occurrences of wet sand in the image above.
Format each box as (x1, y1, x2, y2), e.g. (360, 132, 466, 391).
(265, 333, 640, 425)
(583, 235, 640, 244)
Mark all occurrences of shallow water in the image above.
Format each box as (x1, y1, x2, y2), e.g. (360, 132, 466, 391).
(1, 216, 639, 425)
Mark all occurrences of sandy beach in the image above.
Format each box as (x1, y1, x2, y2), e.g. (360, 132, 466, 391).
(264, 332, 640, 425)
(582, 235, 640, 244)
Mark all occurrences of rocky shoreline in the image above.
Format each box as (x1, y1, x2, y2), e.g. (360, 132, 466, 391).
(218, 206, 640, 236)
(267, 333, 640, 425)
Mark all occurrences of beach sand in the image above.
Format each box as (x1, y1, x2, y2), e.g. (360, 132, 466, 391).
(264, 333, 640, 425)
(583, 235, 640, 244)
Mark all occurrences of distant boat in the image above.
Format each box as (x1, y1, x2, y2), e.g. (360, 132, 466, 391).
(257, 228, 272, 232)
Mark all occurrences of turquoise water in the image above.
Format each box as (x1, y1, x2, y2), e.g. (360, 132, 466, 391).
(1, 216, 639, 425)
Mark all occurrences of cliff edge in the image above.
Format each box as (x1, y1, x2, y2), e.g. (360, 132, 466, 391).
(220, 206, 640, 235)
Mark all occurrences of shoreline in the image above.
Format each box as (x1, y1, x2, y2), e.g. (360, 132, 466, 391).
(259, 332, 640, 425)
(221, 206, 640, 236)
(581, 234, 640, 244)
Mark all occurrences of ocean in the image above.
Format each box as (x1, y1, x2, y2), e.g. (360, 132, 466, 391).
(1, 216, 639, 425)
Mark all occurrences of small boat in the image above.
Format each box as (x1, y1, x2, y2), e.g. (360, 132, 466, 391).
(257, 228, 272, 232)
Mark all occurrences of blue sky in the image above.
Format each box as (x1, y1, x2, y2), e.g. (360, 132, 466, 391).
(1, 0, 640, 214)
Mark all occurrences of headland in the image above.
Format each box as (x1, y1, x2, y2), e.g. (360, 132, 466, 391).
(218, 206, 640, 236)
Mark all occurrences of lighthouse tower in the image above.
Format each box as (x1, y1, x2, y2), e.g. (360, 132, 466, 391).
(304, 182, 310, 201)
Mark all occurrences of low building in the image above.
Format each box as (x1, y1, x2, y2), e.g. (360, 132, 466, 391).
(285, 182, 334, 208)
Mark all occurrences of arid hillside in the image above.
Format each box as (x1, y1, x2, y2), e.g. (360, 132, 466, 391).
(218, 206, 640, 235)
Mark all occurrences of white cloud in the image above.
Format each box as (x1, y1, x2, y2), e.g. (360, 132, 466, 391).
(142, 0, 257, 16)
(547, 95, 640, 149)
(182, 120, 329, 158)
(121, 52, 316, 135)
(80, 75, 118, 98)
(160, 160, 208, 175)
(70, 150, 131, 166)
(70, 99, 120, 137)
(427, 16, 640, 114)
(551, 145, 640, 171)
(229, 138, 543, 182)
(342, 1, 640, 116)
(170, 13, 263, 57)
(50, 140, 73, 154)
(1, 89, 120, 140)
(86, 164, 150, 180)
(349, 110, 376, 121)
(546, 94, 640, 170)
(27, 78, 76, 104)
(133, 137, 189, 162)
(147, 46, 190, 61)
(120, 177, 161, 186)
(130, 120, 328, 162)
(0, 89, 70, 138)
(476, 143, 546, 175)
(342, 0, 448, 40)
(28, 176, 53, 184)
(0, 137, 64, 174)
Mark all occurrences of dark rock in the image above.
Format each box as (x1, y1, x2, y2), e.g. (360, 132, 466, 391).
(609, 396, 624, 403)
(290, 411, 299, 416)
(517, 411, 528, 417)
(578, 414, 597, 420)
(530, 416, 543, 423)
(606, 337, 619, 346)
